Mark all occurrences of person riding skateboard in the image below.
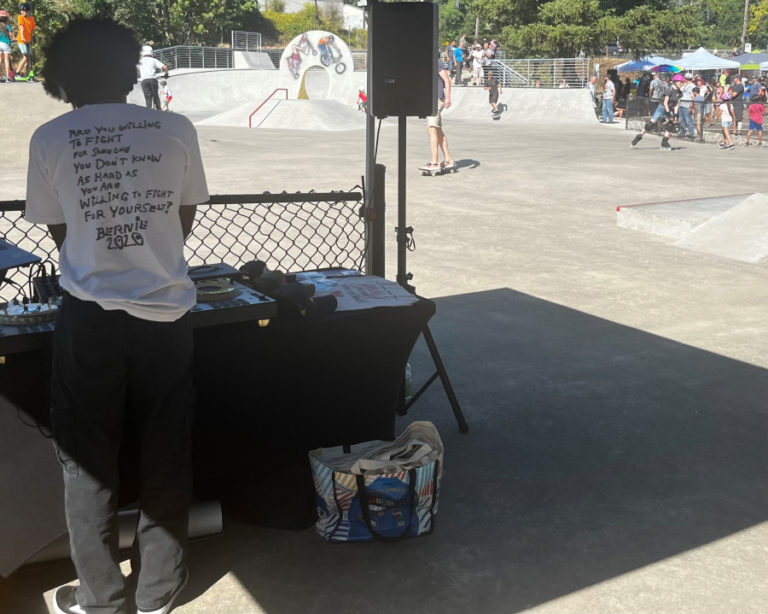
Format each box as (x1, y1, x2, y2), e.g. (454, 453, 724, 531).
(420, 54, 454, 174)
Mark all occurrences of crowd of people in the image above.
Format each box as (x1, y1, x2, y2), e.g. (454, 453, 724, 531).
(443, 35, 499, 86)
(0, 2, 35, 82)
(599, 69, 768, 149)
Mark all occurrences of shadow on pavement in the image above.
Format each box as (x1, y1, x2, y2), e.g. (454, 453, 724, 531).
(2, 287, 766, 614)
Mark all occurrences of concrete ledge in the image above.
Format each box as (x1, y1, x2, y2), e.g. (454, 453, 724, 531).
(616, 194, 752, 239)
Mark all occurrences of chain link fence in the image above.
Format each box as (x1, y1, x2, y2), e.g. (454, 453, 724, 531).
(0, 190, 367, 303)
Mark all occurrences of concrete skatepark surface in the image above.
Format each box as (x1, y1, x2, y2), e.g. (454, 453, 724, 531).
(619, 193, 768, 263)
(1, 74, 767, 614)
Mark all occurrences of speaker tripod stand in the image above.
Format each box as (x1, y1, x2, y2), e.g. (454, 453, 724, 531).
(394, 116, 468, 433)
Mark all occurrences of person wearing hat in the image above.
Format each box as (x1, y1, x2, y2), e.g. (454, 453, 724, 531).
(677, 72, 696, 140)
(631, 72, 685, 150)
(137, 43, 168, 110)
(717, 92, 736, 148)
(749, 76, 761, 98)
(730, 75, 745, 135)
(15, 2, 35, 79)
(470, 42, 484, 86)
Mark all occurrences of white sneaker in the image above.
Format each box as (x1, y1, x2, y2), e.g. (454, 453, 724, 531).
(52, 585, 87, 614)
(137, 567, 188, 614)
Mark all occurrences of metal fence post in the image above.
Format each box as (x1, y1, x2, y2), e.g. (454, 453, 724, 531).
(367, 163, 386, 277)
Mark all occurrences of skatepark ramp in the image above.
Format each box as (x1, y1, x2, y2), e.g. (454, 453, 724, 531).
(131, 69, 597, 127)
(446, 87, 598, 124)
(198, 99, 367, 130)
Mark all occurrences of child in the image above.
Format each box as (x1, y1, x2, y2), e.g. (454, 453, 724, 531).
(15, 2, 35, 79)
(161, 79, 172, 111)
(357, 88, 367, 112)
(745, 94, 764, 146)
(717, 93, 735, 149)
(0, 10, 12, 82)
(692, 86, 705, 142)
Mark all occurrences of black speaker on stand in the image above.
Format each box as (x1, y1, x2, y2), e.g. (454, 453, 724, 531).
(368, 2, 438, 119)
(365, 0, 468, 433)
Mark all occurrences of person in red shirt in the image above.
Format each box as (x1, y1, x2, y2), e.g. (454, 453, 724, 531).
(15, 2, 35, 79)
(745, 94, 765, 146)
(357, 89, 367, 112)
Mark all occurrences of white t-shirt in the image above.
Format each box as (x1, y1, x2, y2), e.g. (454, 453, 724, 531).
(680, 82, 695, 102)
(720, 101, 733, 122)
(25, 103, 209, 322)
(603, 80, 615, 101)
(138, 55, 165, 80)
(472, 49, 484, 68)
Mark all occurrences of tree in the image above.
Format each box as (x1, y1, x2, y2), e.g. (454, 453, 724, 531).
(501, 0, 608, 57)
(264, 3, 343, 45)
(700, 0, 746, 48)
(466, 0, 540, 34)
(747, 0, 768, 47)
(437, 0, 475, 42)
(617, 3, 707, 57)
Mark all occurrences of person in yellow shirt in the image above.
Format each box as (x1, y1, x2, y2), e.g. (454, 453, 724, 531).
(15, 2, 35, 79)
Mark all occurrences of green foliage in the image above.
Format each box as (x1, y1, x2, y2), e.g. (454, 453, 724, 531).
(617, 3, 707, 57)
(501, 0, 709, 58)
(502, 0, 607, 57)
(264, 3, 342, 45)
(439, 4, 467, 42)
(467, 0, 539, 31)
(434, 0, 475, 42)
(748, 0, 768, 47)
(701, 0, 746, 48)
(26, 0, 752, 67)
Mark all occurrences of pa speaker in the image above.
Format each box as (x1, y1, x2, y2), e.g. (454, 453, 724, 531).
(368, 2, 438, 118)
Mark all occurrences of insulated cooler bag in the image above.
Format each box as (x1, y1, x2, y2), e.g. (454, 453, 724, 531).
(309, 421, 443, 542)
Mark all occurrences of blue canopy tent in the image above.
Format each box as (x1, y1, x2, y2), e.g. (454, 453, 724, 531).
(731, 52, 768, 70)
(616, 55, 676, 72)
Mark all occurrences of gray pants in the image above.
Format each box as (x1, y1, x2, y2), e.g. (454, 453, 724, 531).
(141, 78, 162, 110)
(51, 294, 194, 614)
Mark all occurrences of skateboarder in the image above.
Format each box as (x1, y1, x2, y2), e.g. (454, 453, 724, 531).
(631, 72, 685, 151)
(485, 69, 502, 118)
(420, 55, 454, 174)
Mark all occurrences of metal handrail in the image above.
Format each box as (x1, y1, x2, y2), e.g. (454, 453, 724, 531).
(488, 59, 528, 87)
(248, 88, 288, 128)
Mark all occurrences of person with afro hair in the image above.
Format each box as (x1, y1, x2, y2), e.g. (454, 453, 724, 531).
(26, 17, 210, 614)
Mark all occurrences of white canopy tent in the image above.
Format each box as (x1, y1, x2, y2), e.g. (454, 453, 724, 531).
(675, 47, 739, 71)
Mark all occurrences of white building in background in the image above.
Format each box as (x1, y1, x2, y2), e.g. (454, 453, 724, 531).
(343, 5, 365, 29)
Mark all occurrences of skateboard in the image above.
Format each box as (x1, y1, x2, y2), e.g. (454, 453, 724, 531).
(419, 163, 456, 176)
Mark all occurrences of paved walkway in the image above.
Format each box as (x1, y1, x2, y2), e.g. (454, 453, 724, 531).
(1, 82, 767, 614)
